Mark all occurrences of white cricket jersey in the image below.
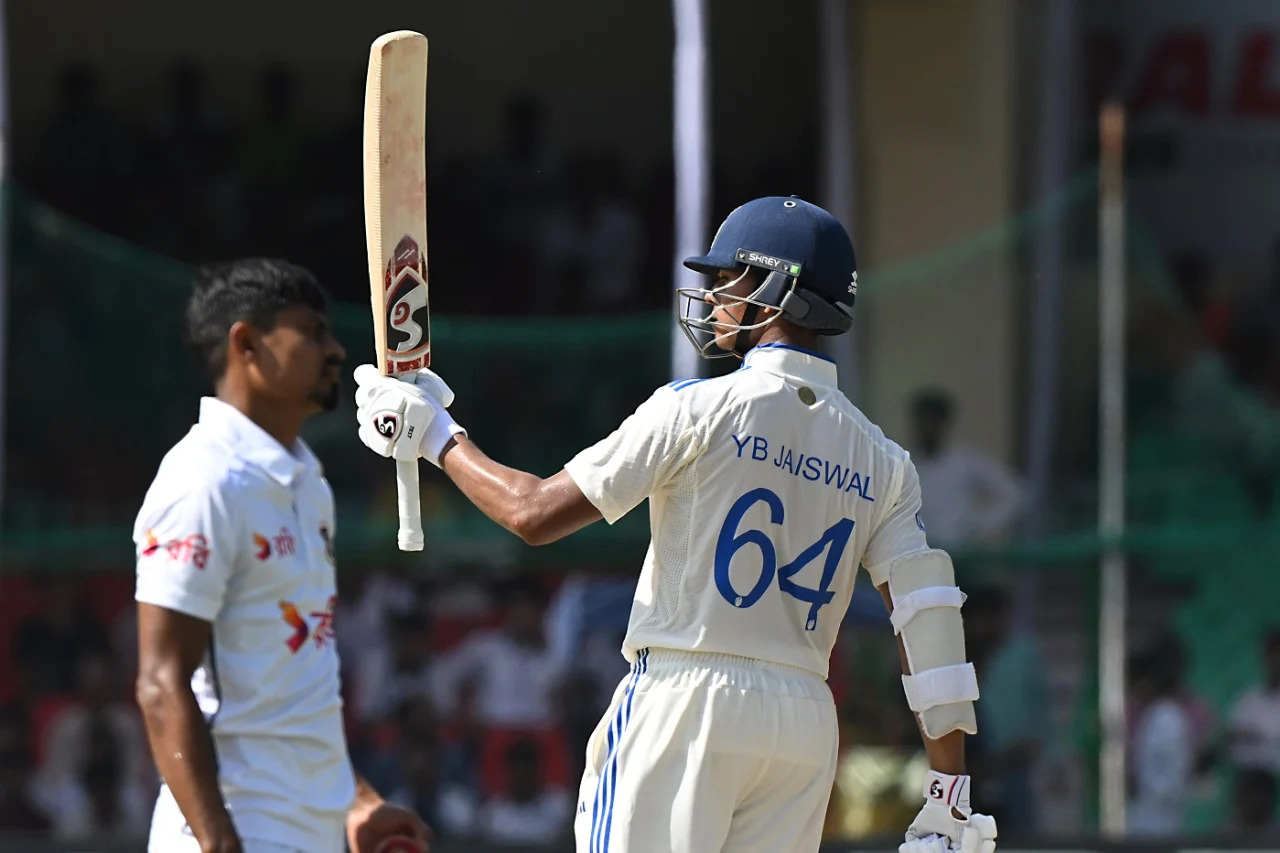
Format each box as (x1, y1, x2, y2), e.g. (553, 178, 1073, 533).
(134, 398, 354, 853)
(564, 343, 930, 679)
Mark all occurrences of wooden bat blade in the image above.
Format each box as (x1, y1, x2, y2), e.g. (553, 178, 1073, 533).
(364, 30, 431, 377)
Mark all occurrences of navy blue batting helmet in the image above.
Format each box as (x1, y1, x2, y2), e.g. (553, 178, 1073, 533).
(683, 196, 857, 334)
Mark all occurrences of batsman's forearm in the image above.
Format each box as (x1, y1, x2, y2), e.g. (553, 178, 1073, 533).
(439, 437, 546, 542)
(877, 583, 968, 775)
(916, 722, 967, 776)
(893, 632, 967, 775)
(137, 680, 236, 844)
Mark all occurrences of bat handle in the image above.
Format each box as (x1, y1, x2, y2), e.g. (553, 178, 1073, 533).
(395, 460, 424, 551)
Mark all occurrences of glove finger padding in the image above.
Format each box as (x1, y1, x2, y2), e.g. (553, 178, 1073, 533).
(405, 368, 456, 407)
(906, 802, 964, 845)
(959, 814, 997, 853)
(899, 834, 954, 853)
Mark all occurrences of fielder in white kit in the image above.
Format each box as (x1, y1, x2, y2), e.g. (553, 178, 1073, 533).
(354, 197, 1000, 853)
(133, 260, 430, 853)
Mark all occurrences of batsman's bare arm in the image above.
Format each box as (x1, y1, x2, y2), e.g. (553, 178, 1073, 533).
(136, 603, 240, 851)
(439, 436, 601, 545)
(878, 584, 967, 777)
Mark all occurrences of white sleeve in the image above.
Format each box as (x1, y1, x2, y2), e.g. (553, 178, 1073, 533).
(134, 478, 237, 622)
(563, 386, 700, 524)
(861, 458, 931, 586)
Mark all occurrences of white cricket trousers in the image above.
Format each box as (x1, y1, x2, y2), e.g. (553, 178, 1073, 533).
(574, 647, 839, 853)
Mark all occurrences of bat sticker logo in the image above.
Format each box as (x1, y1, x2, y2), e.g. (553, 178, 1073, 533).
(374, 412, 400, 438)
(384, 235, 430, 359)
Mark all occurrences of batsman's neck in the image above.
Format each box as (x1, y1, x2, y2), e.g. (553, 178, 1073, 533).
(755, 321, 822, 353)
(216, 385, 308, 452)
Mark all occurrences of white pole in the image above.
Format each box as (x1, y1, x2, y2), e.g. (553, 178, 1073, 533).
(0, 0, 10, 519)
(670, 0, 710, 382)
(817, 0, 860, 403)
(1097, 100, 1128, 839)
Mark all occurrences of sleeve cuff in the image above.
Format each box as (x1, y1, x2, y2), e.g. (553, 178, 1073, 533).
(563, 459, 623, 525)
(136, 584, 221, 622)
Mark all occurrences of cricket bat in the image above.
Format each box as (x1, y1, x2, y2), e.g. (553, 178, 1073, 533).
(363, 31, 430, 552)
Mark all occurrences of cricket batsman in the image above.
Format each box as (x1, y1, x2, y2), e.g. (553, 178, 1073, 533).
(354, 197, 999, 853)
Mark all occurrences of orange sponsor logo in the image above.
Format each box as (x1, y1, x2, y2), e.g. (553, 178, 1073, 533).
(254, 528, 296, 561)
(278, 595, 338, 654)
(278, 601, 309, 653)
(142, 529, 210, 570)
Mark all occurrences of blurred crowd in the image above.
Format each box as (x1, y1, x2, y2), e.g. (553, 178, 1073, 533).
(14, 59, 804, 318)
(18, 60, 667, 316)
(0, 564, 1038, 846)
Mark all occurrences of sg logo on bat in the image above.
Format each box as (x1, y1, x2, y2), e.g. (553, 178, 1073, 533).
(384, 234, 431, 369)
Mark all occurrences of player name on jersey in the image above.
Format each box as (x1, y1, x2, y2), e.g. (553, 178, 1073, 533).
(731, 433, 876, 500)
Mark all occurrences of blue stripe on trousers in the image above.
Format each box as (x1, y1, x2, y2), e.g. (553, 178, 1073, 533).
(591, 648, 648, 853)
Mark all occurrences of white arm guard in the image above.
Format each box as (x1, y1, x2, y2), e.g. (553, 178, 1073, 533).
(886, 549, 979, 738)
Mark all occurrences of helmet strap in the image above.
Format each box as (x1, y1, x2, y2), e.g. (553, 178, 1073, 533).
(732, 303, 761, 357)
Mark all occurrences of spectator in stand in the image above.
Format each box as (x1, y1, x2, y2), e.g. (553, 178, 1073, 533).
(1127, 643, 1196, 837)
(30, 650, 152, 836)
(433, 578, 562, 730)
(908, 389, 1025, 548)
(0, 706, 49, 833)
(964, 584, 1048, 834)
(475, 738, 571, 846)
(29, 62, 127, 227)
(351, 611, 436, 724)
(39, 712, 152, 841)
(380, 698, 478, 841)
(1228, 629, 1280, 775)
(15, 576, 108, 697)
(1230, 767, 1279, 837)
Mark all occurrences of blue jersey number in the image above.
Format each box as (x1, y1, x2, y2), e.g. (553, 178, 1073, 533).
(713, 488, 855, 631)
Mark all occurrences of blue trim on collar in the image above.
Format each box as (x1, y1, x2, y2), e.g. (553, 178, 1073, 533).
(751, 342, 836, 364)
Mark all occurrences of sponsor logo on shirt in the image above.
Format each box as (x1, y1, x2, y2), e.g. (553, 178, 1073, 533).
(278, 594, 338, 653)
(142, 529, 210, 570)
(278, 601, 309, 652)
(253, 527, 296, 561)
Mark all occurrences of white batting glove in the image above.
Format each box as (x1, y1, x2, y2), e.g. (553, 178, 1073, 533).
(900, 771, 997, 853)
(353, 364, 466, 466)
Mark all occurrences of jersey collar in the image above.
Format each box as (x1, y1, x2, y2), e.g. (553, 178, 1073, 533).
(198, 397, 321, 487)
(742, 343, 838, 387)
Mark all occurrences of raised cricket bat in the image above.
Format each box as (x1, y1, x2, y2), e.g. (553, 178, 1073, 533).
(363, 31, 430, 551)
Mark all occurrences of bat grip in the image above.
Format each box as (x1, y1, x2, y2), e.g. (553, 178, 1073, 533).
(395, 460, 424, 551)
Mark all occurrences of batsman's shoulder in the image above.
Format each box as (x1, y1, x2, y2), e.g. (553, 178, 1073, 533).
(646, 373, 728, 432)
(660, 369, 747, 405)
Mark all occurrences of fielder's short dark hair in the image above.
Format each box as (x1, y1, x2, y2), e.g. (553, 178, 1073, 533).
(185, 258, 329, 381)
